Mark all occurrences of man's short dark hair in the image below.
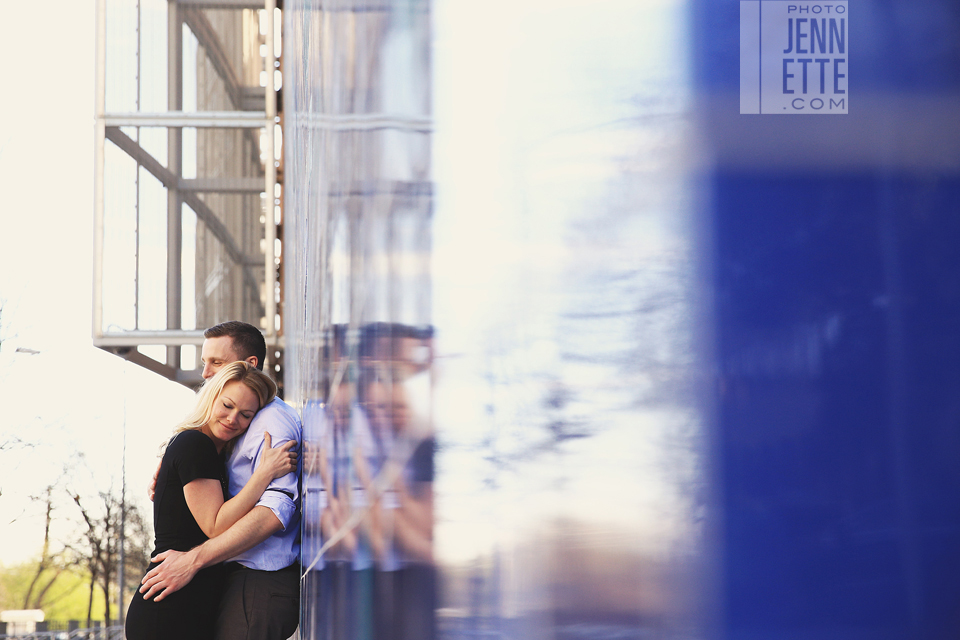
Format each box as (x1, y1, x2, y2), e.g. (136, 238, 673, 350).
(204, 321, 267, 371)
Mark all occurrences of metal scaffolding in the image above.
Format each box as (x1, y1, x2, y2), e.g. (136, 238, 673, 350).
(93, 0, 282, 387)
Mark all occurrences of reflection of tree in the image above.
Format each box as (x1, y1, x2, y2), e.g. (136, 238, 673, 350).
(68, 487, 151, 628)
(560, 257, 697, 409)
(475, 250, 697, 466)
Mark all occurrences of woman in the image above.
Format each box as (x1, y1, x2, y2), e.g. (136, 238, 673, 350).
(125, 361, 296, 640)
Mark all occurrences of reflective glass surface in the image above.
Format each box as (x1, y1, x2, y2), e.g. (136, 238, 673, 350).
(284, 0, 960, 638)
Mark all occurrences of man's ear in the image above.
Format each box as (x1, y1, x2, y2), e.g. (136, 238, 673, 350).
(245, 355, 260, 369)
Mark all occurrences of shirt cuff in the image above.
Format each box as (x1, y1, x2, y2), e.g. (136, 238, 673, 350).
(256, 491, 297, 530)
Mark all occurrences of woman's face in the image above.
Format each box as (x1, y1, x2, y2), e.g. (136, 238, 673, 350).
(203, 380, 260, 449)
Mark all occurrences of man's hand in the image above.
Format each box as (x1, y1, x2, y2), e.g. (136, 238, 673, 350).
(139, 548, 200, 601)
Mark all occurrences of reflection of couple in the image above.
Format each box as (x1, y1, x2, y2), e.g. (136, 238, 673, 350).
(302, 322, 437, 640)
(125, 322, 303, 640)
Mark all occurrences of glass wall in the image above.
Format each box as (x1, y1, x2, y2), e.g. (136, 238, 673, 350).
(285, 0, 960, 638)
(284, 0, 436, 637)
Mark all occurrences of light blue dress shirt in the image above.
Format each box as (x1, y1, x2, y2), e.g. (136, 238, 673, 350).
(225, 397, 302, 571)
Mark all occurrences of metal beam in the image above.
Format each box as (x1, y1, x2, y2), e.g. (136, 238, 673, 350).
(106, 127, 171, 186)
(104, 111, 267, 128)
(183, 6, 244, 109)
(96, 330, 285, 348)
(95, 330, 207, 346)
(177, 0, 265, 7)
(102, 134, 263, 197)
(97, 345, 205, 388)
(321, 179, 434, 199)
(264, 0, 278, 338)
(180, 177, 265, 193)
(105, 127, 260, 274)
(289, 112, 433, 132)
(168, 1, 185, 368)
(105, 347, 179, 379)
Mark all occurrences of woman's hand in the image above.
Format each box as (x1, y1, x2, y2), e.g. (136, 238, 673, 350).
(258, 431, 298, 479)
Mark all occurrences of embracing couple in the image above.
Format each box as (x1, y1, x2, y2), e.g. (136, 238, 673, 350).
(125, 321, 303, 640)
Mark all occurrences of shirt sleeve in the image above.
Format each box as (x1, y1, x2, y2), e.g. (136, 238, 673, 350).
(168, 430, 222, 486)
(244, 402, 302, 530)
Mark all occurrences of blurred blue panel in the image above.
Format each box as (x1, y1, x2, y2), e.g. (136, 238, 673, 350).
(715, 173, 960, 637)
(695, 0, 960, 637)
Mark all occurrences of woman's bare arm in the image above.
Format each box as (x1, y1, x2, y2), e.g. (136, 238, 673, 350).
(183, 432, 296, 538)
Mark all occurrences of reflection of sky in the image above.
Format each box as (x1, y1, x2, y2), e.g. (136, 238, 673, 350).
(432, 0, 703, 566)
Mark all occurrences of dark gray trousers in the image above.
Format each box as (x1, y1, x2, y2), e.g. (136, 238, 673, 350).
(214, 562, 300, 640)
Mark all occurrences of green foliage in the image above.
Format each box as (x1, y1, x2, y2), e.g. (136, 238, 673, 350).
(0, 559, 107, 621)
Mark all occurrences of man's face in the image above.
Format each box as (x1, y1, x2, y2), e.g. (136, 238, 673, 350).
(200, 336, 243, 380)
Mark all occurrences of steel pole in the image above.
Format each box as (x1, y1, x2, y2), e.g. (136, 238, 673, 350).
(264, 0, 277, 341)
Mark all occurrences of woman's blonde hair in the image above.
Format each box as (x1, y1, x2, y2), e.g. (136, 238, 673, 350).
(175, 361, 277, 435)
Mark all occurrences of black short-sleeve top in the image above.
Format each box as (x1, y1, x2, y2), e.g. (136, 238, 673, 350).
(151, 429, 226, 556)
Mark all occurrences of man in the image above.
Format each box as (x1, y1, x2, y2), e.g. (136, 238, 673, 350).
(140, 321, 302, 640)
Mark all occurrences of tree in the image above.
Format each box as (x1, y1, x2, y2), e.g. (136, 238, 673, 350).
(0, 472, 93, 619)
(21, 485, 72, 609)
(0, 561, 96, 620)
(68, 488, 151, 627)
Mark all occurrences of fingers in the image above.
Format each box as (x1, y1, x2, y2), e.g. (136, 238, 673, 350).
(139, 549, 173, 600)
(262, 433, 298, 477)
(280, 452, 297, 474)
(149, 549, 172, 565)
(141, 582, 170, 602)
(139, 574, 165, 600)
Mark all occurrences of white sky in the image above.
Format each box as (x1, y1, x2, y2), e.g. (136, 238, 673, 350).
(0, 0, 196, 566)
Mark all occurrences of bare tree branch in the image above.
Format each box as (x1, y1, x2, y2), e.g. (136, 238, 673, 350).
(71, 488, 151, 627)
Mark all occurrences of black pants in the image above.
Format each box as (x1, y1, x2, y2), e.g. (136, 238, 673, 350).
(214, 562, 300, 640)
